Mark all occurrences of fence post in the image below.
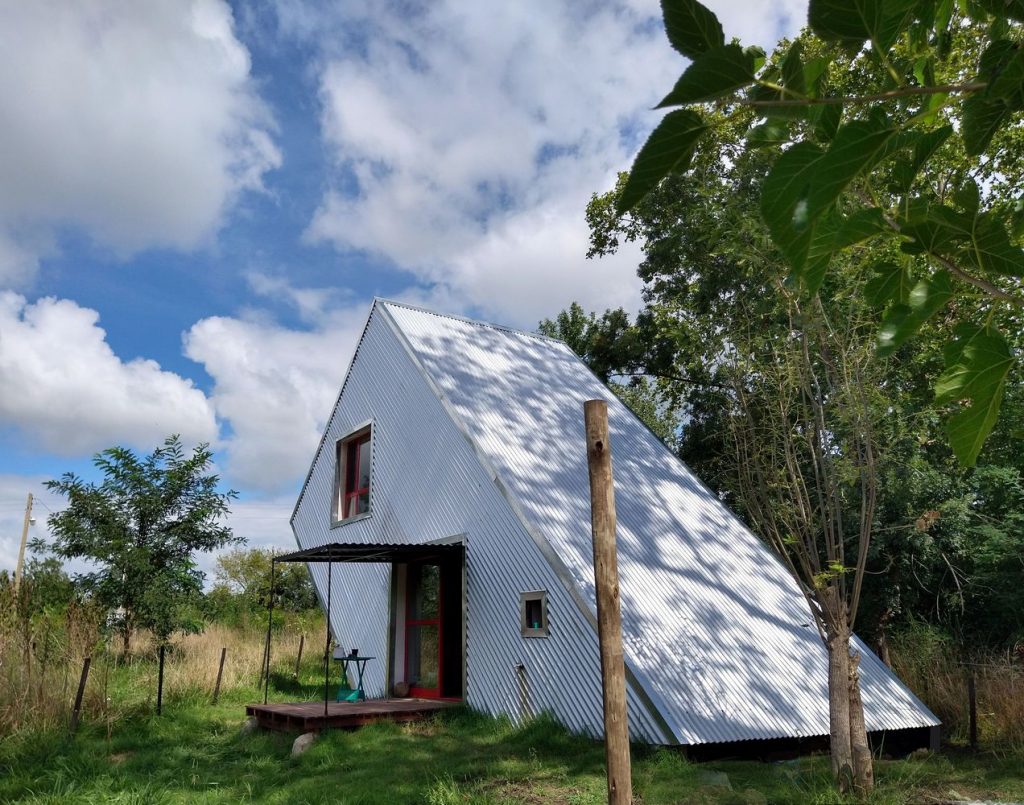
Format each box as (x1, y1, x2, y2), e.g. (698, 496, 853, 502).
(213, 647, 227, 704)
(294, 634, 304, 680)
(968, 670, 978, 750)
(584, 399, 633, 805)
(156, 644, 166, 715)
(70, 656, 91, 734)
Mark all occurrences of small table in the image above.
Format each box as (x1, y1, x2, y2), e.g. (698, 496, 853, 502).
(334, 655, 374, 702)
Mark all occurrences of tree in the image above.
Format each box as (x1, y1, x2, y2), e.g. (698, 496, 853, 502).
(620, 0, 1024, 468)
(210, 547, 318, 617)
(38, 436, 240, 652)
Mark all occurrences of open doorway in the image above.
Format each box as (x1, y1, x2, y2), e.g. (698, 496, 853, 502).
(392, 560, 464, 699)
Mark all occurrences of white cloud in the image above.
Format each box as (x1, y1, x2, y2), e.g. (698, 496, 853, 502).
(0, 292, 218, 454)
(299, 0, 804, 327)
(0, 0, 280, 284)
(183, 294, 368, 493)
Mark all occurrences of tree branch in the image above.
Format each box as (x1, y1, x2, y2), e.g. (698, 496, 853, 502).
(742, 82, 986, 108)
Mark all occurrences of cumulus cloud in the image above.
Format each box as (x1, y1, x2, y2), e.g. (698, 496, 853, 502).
(0, 0, 280, 284)
(183, 291, 367, 493)
(299, 0, 804, 326)
(0, 293, 218, 454)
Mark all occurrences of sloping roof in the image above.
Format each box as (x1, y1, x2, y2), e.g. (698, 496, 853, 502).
(377, 299, 938, 744)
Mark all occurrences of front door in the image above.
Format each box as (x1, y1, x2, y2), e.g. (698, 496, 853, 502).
(405, 563, 442, 697)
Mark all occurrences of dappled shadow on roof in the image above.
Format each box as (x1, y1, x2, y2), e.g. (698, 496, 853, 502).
(387, 304, 936, 743)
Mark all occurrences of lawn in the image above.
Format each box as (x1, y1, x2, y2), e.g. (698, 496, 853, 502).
(2, 678, 1023, 805)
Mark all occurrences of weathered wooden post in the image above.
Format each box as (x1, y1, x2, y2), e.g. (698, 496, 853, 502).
(968, 670, 978, 750)
(213, 647, 227, 704)
(294, 634, 305, 680)
(584, 399, 633, 805)
(156, 644, 166, 715)
(70, 656, 91, 734)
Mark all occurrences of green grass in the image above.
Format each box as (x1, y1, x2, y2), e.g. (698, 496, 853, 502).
(2, 681, 1023, 804)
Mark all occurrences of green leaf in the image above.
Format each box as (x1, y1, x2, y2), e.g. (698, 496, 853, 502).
(987, 44, 1024, 104)
(962, 93, 1008, 156)
(811, 102, 843, 142)
(809, 0, 919, 50)
(660, 0, 725, 59)
(746, 120, 791, 148)
(934, 326, 1014, 466)
(955, 178, 981, 216)
(877, 304, 917, 355)
(656, 44, 756, 107)
(806, 118, 897, 219)
(833, 207, 887, 248)
(782, 40, 806, 96)
(908, 269, 953, 321)
(761, 142, 824, 271)
(617, 110, 709, 215)
(974, 0, 1024, 24)
(891, 126, 953, 192)
(968, 213, 1024, 276)
(865, 260, 912, 307)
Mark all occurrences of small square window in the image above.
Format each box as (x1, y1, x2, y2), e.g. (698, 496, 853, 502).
(520, 591, 548, 638)
(333, 426, 371, 523)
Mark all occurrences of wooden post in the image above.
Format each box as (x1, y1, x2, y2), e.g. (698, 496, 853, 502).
(13, 493, 33, 595)
(968, 670, 978, 750)
(213, 647, 227, 704)
(294, 634, 305, 680)
(263, 557, 277, 705)
(70, 656, 91, 734)
(156, 644, 166, 715)
(324, 560, 333, 717)
(584, 399, 633, 805)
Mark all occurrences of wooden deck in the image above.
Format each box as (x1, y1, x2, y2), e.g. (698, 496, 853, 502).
(245, 698, 457, 732)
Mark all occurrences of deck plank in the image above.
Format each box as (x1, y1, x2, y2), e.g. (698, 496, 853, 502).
(245, 698, 457, 732)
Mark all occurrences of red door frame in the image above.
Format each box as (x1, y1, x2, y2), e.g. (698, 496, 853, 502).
(405, 563, 443, 698)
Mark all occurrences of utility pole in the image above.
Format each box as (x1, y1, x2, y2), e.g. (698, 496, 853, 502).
(584, 400, 632, 805)
(14, 493, 33, 594)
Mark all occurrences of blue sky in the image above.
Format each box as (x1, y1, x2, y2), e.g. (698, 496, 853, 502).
(0, 0, 804, 576)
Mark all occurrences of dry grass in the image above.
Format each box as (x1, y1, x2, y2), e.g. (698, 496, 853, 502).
(890, 626, 1024, 749)
(0, 586, 321, 739)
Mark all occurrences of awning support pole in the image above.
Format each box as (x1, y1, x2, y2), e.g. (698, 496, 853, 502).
(263, 556, 276, 705)
(324, 559, 332, 717)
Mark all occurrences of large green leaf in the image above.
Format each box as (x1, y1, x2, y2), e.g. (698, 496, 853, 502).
(656, 44, 756, 107)
(660, 0, 724, 59)
(935, 326, 1014, 466)
(891, 126, 953, 192)
(806, 118, 897, 218)
(967, 213, 1024, 276)
(809, 0, 919, 50)
(974, 0, 1024, 21)
(617, 110, 709, 215)
(761, 142, 824, 271)
(781, 40, 806, 96)
(746, 120, 791, 148)
(865, 261, 912, 307)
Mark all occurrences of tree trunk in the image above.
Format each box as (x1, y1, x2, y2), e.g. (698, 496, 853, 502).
(827, 627, 855, 794)
(121, 619, 132, 657)
(848, 649, 874, 795)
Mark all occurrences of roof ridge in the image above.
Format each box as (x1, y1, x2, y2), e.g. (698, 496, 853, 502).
(376, 297, 567, 346)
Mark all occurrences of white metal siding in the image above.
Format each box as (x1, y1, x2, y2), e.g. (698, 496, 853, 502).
(382, 301, 938, 744)
(291, 306, 670, 742)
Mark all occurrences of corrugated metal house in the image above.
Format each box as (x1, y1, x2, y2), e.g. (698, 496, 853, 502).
(290, 299, 939, 746)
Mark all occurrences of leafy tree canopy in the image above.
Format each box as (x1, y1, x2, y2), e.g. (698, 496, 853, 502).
(619, 0, 1024, 466)
(209, 547, 318, 616)
(36, 435, 240, 647)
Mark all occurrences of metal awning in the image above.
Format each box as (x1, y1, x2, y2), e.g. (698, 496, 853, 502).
(273, 542, 464, 564)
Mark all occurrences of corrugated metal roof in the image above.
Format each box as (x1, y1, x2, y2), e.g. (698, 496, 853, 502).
(380, 299, 939, 744)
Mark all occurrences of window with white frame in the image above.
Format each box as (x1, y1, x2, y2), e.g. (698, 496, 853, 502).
(520, 591, 548, 638)
(333, 426, 372, 523)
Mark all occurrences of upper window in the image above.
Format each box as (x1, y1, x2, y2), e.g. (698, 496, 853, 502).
(334, 426, 372, 523)
(520, 591, 549, 638)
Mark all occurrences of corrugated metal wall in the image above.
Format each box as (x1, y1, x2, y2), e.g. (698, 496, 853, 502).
(383, 301, 939, 744)
(291, 304, 671, 743)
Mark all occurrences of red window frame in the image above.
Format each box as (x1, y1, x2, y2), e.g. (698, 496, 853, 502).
(336, 429, 371, 522)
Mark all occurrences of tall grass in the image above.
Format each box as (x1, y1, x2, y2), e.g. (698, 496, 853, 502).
(889, 623, 1024, 749)
(1, 584, 323, 739)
